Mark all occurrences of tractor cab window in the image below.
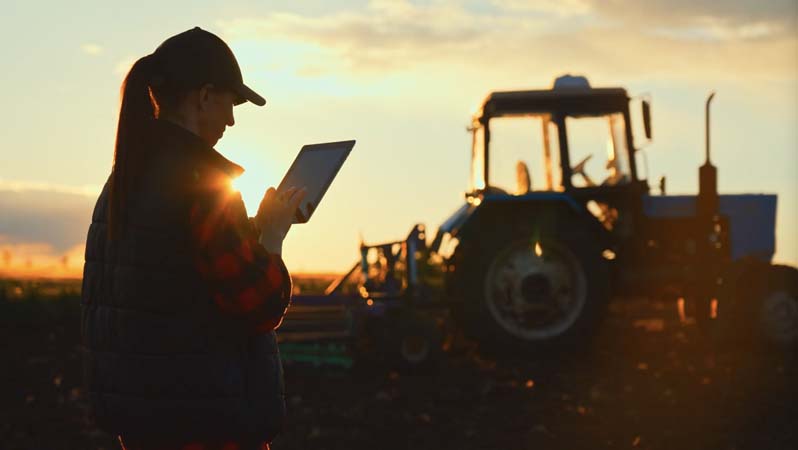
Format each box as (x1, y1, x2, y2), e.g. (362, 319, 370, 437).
(482, 115, 562, 194)
(566, 113, 631, 188)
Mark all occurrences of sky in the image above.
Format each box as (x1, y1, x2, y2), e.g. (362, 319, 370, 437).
(0, 0, 796, 277)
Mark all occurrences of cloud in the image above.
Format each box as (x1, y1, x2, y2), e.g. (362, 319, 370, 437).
(221, 3, 525, 72)
(0, 184, 96, 252)
(81, 43, 103, 56)
(0, 182, 96, 278)
(496, 0, 796, 39)
(590, 0, 797, 36)
(490, 0, 593, 17)
(218, 0, 797, 81)
(0, 178, 101, 197)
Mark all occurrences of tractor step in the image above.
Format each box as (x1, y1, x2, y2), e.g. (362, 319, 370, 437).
(278, 341, 353, 368)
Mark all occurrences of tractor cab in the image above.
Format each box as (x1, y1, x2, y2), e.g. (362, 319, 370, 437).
(468, 75, 651, 198)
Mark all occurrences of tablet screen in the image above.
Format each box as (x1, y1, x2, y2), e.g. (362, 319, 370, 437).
(277, 140, 355, 223)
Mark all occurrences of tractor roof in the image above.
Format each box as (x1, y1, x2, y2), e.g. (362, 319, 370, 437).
(474, 85, 629, 123)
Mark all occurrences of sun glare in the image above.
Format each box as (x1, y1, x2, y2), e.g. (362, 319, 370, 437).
(231, 177, 243, 193)
(231, 176, 262, 215)
(227, 155, 281, 215)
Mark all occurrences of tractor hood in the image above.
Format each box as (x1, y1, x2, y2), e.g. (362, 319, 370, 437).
(643, 194, 778, 262)
(430, 192, 586, 257)
(430, 202, 477, 255)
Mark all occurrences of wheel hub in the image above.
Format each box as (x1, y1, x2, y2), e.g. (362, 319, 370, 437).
(400, 335, 430, 364)
(484, 240, 587, 341)
(519, 273, 553, 306)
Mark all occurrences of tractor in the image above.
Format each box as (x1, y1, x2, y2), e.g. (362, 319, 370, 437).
(281, 75, 797, 367)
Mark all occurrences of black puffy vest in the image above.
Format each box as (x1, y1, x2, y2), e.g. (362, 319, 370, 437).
(81, 120, 286, 441)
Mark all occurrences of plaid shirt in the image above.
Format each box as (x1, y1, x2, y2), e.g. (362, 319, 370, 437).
(189, 182, 292, 335)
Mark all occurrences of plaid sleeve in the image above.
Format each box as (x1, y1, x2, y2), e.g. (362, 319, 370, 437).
(189, 187, 292, 335)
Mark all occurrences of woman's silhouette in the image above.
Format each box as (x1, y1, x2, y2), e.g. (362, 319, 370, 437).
(81, 27, 304, 450)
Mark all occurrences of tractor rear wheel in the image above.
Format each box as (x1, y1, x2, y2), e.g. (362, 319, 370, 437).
(453, 223, 609, 354)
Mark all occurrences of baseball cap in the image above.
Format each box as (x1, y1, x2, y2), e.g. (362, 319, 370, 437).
(152, 27, 265, 106)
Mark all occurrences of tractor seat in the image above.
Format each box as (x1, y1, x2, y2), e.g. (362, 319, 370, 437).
(516, 161, 531, 195)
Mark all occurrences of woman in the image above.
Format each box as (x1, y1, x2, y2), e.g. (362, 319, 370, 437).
(81, 27, 305, 450)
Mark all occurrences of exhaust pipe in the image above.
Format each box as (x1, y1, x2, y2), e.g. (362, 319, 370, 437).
(698, 92, 718, 217)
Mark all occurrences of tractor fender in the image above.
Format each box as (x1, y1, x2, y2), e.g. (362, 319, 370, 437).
(457, 193, 608, 249)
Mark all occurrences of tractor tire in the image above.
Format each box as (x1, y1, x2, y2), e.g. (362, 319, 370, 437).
(388, 312, 444, 372)
(710, 262, 798, 349)
(758, 265, 798, 346)
(359, 310, 444, 372)
(452, 221, 609, 355)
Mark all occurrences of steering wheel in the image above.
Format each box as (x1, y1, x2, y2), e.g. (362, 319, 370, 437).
(571, 154, 593, 175)
(571, 154, 596, 187)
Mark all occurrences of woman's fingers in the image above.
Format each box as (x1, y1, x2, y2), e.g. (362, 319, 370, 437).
(279, 186, 297, 201)
(259, 186, 308, 231)
(277, 187, 307, 210)
(256, 187, 277, 225)
(264, 187, 276, 202)
(259, 188, 276, 209)
(288, 188, 307, 208)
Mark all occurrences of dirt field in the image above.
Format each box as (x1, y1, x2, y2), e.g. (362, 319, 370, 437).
(2, 279, 796, 450)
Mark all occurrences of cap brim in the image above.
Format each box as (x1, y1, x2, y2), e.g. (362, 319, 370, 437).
(233, 83, 266, 107)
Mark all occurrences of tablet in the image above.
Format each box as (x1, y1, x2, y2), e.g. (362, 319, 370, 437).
(277, 140, 356, 223)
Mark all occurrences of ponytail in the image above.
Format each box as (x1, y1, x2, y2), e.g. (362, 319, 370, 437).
(108, 55, 157, 240)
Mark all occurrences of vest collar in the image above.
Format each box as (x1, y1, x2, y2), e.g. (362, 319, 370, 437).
(150, 118, 245, 178)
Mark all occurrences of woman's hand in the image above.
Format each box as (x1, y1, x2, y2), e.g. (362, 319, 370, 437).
(255, 186, 307, 255)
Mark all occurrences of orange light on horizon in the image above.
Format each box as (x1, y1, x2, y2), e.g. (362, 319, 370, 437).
(0, 243, 85, 280)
